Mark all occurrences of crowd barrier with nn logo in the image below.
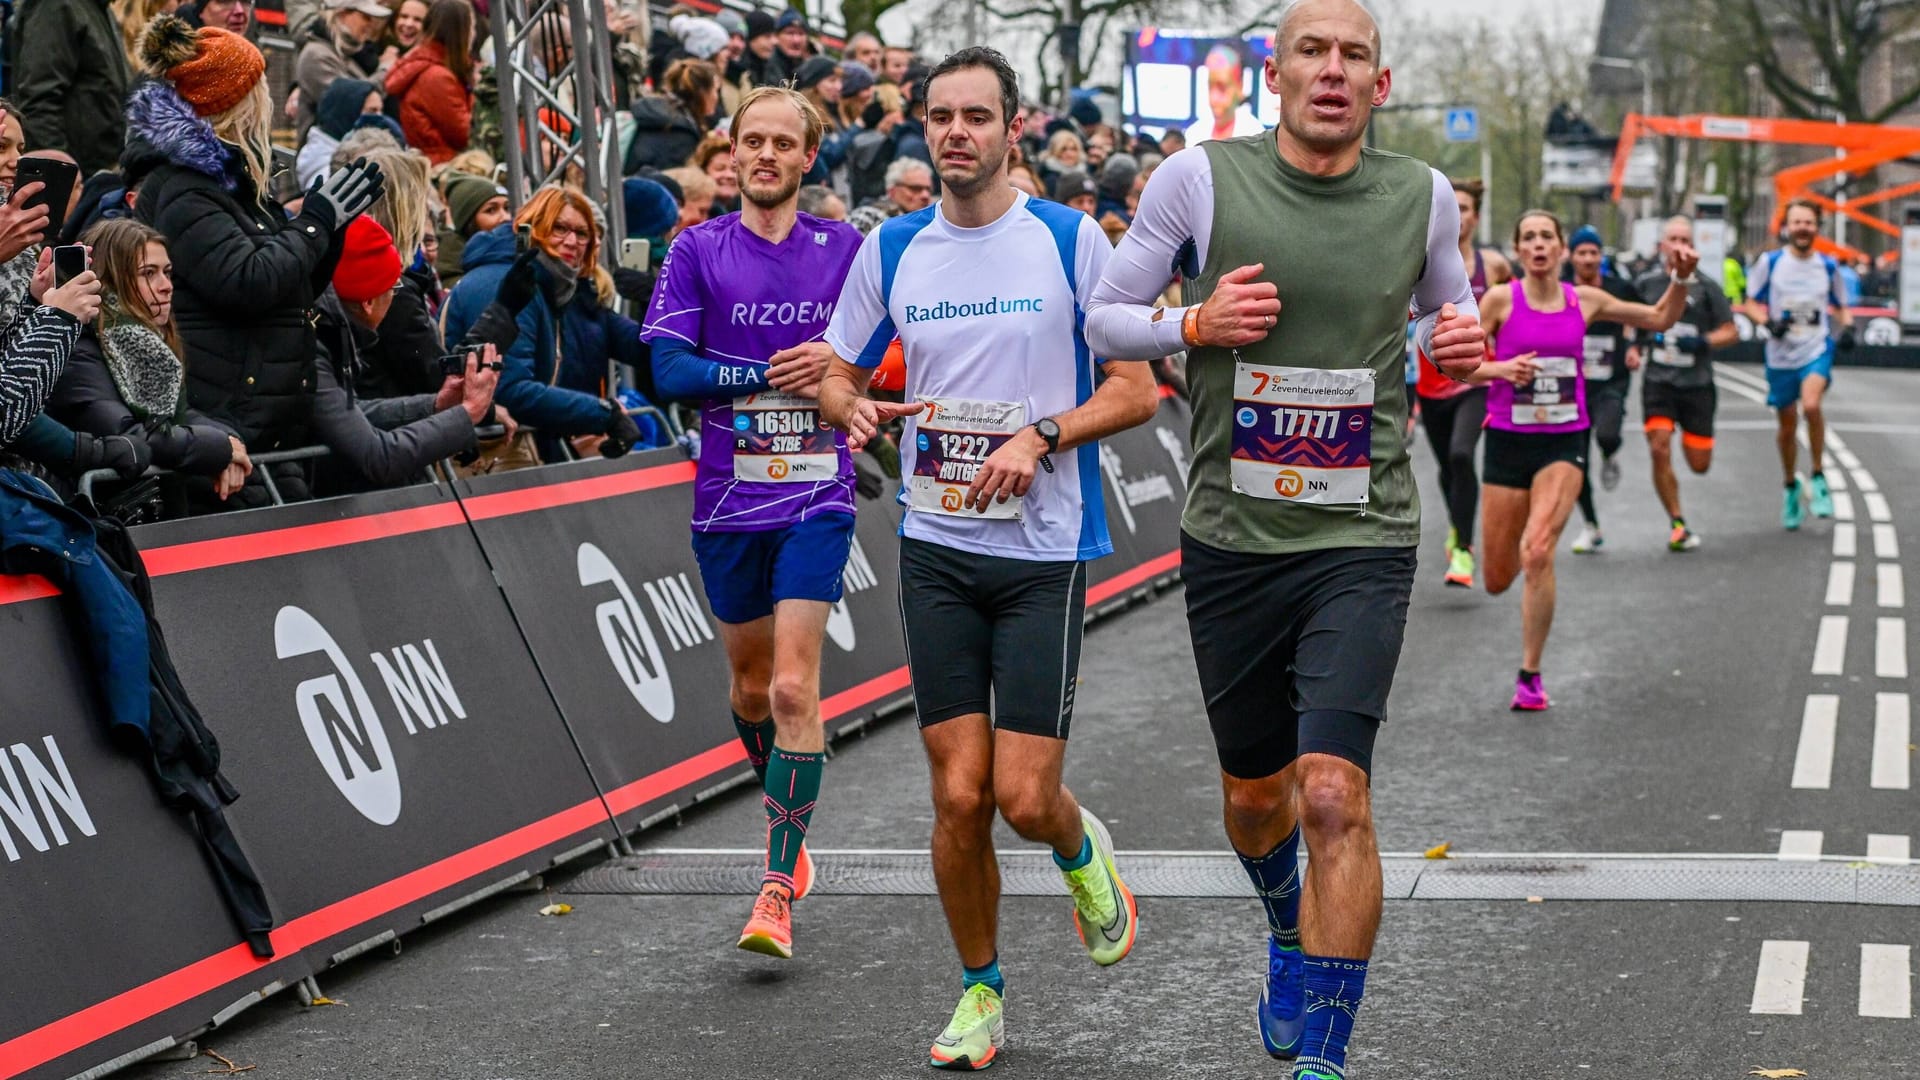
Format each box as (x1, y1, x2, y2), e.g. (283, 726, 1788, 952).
(0, 395, 1193, 1080)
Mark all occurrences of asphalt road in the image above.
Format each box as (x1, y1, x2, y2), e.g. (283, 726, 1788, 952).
(123, 361, 1918, 1080)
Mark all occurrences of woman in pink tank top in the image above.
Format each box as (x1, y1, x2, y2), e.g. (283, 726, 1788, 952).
(1468, 209, 1699, 711)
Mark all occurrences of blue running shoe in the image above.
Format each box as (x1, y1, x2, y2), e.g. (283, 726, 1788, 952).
(1259, 936, 1305, 1060)
(1782, 478, 1805, 531)
(1810, 473, 1834, 519)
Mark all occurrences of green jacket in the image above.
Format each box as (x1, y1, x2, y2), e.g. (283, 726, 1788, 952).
(12, 0, 133, 177)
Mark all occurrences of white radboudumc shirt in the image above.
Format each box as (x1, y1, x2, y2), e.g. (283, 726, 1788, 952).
(824, 192, 1120, 562)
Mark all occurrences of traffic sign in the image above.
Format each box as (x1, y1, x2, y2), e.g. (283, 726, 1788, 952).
(1445, 107, 1479, 143)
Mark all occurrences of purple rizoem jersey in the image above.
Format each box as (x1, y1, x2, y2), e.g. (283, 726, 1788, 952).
(641, 211, 863, 532)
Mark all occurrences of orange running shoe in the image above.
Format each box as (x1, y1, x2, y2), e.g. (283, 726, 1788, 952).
(737, 884, 794, 959)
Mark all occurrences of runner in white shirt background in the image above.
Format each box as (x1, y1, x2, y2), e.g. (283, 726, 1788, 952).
(817, 45, 1160, 1072)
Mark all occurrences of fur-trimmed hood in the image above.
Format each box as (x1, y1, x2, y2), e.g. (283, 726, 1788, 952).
(123, 78, 240, 190)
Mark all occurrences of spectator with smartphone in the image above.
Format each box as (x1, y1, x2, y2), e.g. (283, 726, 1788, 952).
(129, 15, 386, 504)
(0, 103, 53, 270)
(10, 0, 135, 177)
(48, 220, 252, 509)
(0, 245, 104, 446)
(311, 215, 500, 491)
(442, 186, 663, 462)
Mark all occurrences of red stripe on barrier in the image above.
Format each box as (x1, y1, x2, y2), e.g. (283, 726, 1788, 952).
(0, 462, 700, 606)
(459, 461, 697, 521)
(1086, 549, 1182, 606)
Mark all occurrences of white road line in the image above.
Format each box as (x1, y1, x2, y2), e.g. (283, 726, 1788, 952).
(1865, 492, 1892, 521)
(1878, 618, 1908, 679)
(1858, 944, 1913, 1019)
(1836, 524, 1858, 558)
(1814, 616, 1849, 675)
(1792, 695, 1840, 789)
(1866, 834, 1911, 865)
(1875, 524, 1900, 559)
(1853, 470, 1881, 494)
(1836, 447, 1863, 470)
(1872, 692, 1911, 791)
(1827, 562, 1856, 606)
(1716, 364, 1770, 389)
(1827, 467, 1850, 492)
(1834, 492, 1856, 521)
(1713, 374, 1770, 406)
(1777, 831, 1824, 860)
(1882, 564, 1906, 609)
(1752, 940, 1810, 1015)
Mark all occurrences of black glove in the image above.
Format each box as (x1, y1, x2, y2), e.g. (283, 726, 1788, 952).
(301, 158, 386, 233)
(600, 403, 642, 458)
(1839, 326, 1857, 351)
(495, 248, 541, 316)
(612, 266, 653, 304)
(1675, 335, 1706, 355)
(1768, 315, 1794, 339)
(74, 431, 150, 480)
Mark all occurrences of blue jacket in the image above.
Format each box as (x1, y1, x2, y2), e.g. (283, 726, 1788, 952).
(443, 225, 660, 439)
(0, 470, 149, 743)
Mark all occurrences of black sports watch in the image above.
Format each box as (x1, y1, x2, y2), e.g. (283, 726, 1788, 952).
(1034, 417, 1062, 455)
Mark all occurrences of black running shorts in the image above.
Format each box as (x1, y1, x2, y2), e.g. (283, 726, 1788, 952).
(1181, 534, 1417, 778)
(1481, 428, 1589, 489)
(898, 537, 1087, 739)
(1642, 381, 1717, 440)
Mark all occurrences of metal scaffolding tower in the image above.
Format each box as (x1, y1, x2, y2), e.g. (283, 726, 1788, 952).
(489, 0, 628, 260)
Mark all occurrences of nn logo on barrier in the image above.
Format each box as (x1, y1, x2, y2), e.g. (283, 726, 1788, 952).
(0, 735, 97, 862)
(275, 606, 468, 826)
(578, 543, 718, 723)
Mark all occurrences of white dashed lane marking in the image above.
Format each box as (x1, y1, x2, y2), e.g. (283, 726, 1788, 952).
(1871, 692, 1910, 791)
(1858, 944, 1913, 1019)
(1791, 695, 1840, 790)
(1813, 616, 1849, 676)
(1776, 830, 1823, 860)
(1881, 564, 1905, 609)
(1836, 524, 1858, 558)
(1877, 618, 1908, 679)
(1751, 940, 1810, 1015)
(1827, 562, 1856, 606)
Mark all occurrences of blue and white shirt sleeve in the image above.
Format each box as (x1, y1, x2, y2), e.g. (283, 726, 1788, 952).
(824, 228, 894, 368)
(1747, 252, 1772, 306)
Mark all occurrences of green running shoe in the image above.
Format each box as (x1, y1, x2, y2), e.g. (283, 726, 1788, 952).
(1783, 478, 1805, 531)
(928, 984, 1004, 1071)
(1444, 545, 1475, 588)
(1062, 808, 1137, 966)
(1810, 473, 1834, 519)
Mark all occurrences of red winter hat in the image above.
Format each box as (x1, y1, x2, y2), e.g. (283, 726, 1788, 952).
(332, 216, 403, 304)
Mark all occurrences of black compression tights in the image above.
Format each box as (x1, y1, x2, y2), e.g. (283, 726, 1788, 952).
(1419, 387, 1487, 548)
(1578, 390, 1627, 527)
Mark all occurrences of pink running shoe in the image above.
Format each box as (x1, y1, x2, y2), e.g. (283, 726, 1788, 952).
(1510, 671, 1550, 711)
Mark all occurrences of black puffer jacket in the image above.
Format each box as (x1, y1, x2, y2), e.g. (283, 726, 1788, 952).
(126, 79, 341, 452)
(49, 323, 238, 475)
(625, 95, 706, 174)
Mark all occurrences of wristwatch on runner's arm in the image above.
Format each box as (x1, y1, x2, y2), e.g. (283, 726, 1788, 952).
(1033, 417, 1061, 474)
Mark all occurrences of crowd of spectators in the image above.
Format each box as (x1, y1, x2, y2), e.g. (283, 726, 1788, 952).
(0, 0, 1181, 523)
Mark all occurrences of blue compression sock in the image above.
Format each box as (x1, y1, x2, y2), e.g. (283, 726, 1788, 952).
(962, 956, 1005, 997)
(1294, 956, 1368, 1079)
(1237, 827, 1302, 948)
(1052, 833, 1093, 871)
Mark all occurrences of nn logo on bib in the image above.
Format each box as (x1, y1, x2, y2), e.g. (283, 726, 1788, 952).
(904, 296, 1045, 324)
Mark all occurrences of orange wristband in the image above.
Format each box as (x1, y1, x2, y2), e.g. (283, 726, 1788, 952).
(1181, 302, 1204, 348)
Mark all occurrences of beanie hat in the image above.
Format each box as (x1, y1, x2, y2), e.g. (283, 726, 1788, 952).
(316, 77, 378, 140)
(351, 112, 408, 146)
(745, 10, 776, 41)
(1097, 152, 1139, 201)
(333, 216, 404, 304)
(1569, 224, 1604, 252)
(1068, 89, 1103, 131)
(670, 14, 729, 61)
(1052, 170, 1097, 204)
(714, 10, 746, 38)
(776, 7, 807, 32)
(139, 14, 266, 117)
(444, 172, 508, 232)
(839, 60, 876, 98)
(623, 176, 681, 238)
(795, 56, 839, 92)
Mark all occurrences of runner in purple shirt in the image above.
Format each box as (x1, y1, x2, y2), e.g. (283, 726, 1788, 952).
(641, 86, 863, 960)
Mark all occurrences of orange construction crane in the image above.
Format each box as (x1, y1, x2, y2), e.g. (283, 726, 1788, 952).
(1608, 113, 1920, 262)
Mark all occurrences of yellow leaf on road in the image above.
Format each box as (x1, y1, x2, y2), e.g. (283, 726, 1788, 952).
(1424, 842, 1451, 859)
(538, 903, 573, 916)
(1749, 1069, 1808, 1078)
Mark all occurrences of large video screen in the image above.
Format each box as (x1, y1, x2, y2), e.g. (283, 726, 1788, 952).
(1122, 28, 1277, 139)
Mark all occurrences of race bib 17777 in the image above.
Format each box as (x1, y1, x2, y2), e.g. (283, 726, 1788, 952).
(1229, 363, 1373, 505)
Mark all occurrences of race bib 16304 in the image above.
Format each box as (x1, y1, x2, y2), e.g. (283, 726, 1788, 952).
(732, 390, 838, 482)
